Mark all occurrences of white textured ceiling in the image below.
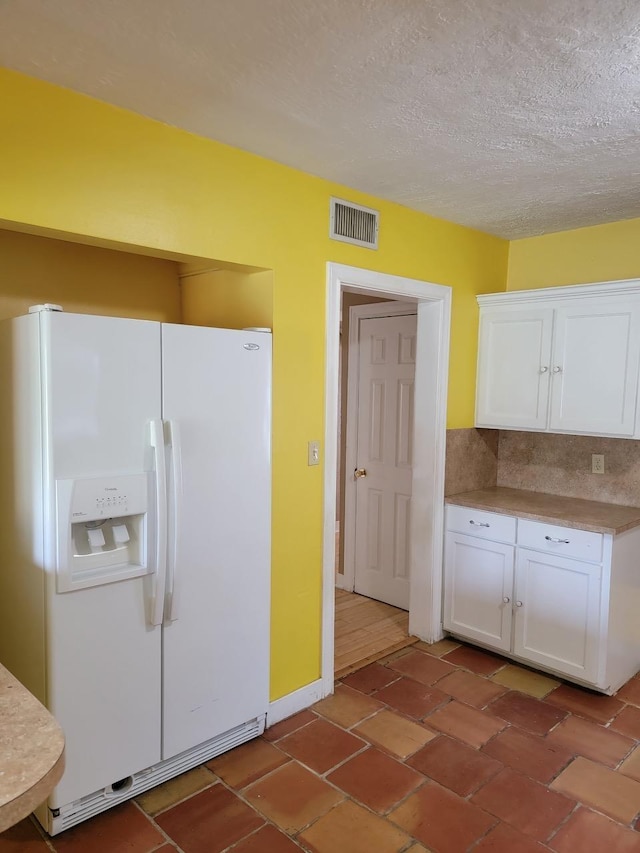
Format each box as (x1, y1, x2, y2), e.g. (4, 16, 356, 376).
(1, 0, 640, 239)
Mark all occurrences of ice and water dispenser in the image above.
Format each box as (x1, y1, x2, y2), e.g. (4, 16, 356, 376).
(55, 474, 149, 592)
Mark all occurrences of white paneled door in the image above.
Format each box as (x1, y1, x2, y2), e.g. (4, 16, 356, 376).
(353, 314, 417, 610)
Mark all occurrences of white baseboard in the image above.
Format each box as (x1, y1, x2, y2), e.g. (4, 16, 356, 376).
(335, 574, 351, 591)
(267, 678, 326, 727)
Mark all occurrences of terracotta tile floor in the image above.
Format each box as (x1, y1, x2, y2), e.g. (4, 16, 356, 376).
(5, 641, 640, 852)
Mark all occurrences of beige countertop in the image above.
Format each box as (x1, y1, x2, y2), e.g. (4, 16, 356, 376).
(445, 487, 640, 535)
(0, 663, 64, 833)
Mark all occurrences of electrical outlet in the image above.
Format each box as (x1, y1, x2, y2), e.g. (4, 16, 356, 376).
(592, 454, 605, 474)
(308, 440, 320, 466)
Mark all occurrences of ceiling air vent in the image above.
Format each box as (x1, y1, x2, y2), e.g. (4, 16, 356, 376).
(330, 197, 379, 249)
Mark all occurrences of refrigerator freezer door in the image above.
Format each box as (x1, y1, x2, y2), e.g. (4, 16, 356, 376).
(42, 312, 163, 807)
(44, 312, 162, 480)
(161, 324, 271, 759)
(48, 580, 162, 807)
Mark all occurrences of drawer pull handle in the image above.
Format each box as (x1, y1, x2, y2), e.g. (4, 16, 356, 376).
(469, 520, 490, 528)
(545, 535, 570, 544)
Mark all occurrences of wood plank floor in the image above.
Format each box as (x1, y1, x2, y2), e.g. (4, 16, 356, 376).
(334, 588, 417, 679)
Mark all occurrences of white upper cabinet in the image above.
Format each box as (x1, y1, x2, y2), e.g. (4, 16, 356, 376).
(475, 281, 640, 438)
(549, 302, 640, 435)
(476, 308, 553, 430)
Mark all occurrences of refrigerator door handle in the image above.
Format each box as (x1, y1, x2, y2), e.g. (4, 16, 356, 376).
(166, 419, 183, 622)
(149, 419, 168, 626)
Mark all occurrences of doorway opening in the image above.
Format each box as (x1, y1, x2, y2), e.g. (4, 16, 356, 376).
(334, 590, 415, 679)
(323, 264, 451, 697)
(334, 298, 419, 676)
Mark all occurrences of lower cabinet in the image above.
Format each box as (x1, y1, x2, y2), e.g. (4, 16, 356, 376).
(444, 533, 513, 653)
(512, 548, 601, 685)
(443, 504, 640, 694)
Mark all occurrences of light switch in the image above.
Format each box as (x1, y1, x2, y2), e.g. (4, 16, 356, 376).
(308, 440, 320, 466)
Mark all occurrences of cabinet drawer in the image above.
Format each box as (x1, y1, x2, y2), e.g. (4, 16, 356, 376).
(446, 505, 516, 543)
(517, 519, 603, 563)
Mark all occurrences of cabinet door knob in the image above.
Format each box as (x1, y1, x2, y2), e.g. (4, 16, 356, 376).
(503, 596, 511, 604)
(515, 600, 523, 607)
(552, 365, 563, 373)
(539, 366, 548, 373)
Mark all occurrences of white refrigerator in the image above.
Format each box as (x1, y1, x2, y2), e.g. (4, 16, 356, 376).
(0, 306, 271, 834)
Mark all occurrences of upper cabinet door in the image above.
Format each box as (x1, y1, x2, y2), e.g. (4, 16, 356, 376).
(549, 302, 640, 436)
(476, 308, 554, 430)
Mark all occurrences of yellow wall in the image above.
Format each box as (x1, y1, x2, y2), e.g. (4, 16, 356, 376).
(180, 267, 274, 330)
(0, 228, 182, 321)
(508, 217, 640, 290)
(0, 68, 509, 700)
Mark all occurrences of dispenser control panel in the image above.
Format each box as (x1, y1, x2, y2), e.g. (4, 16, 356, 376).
(55, 473, 150, 593)
(68, 474, 148, 522)
(95, 493, 130, 513)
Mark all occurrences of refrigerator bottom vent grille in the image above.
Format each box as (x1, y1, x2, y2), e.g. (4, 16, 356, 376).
(48, 715, 265, 835)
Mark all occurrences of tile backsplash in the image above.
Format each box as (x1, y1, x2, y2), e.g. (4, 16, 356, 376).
(445, 428, 640, 507)
(444, 429, 498, 496)
(497, 431, 640, 507)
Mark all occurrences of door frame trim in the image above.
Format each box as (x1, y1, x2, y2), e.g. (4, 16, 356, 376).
(340, 301, 418, 596)
(323, 263, 452, 697)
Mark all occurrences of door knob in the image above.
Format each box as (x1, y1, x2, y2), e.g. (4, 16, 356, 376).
(354, 468, 367, 479)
